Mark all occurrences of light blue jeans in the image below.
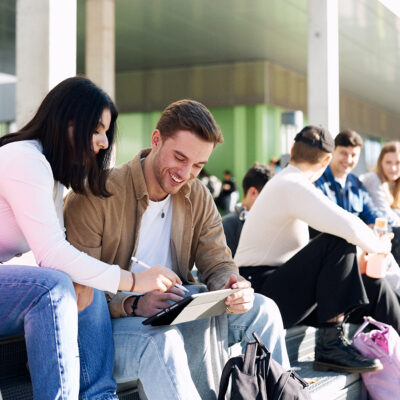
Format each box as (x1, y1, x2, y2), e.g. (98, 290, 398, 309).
(0, 265, 117, 400)
(78, 287, 118, 400)
(112, 287, 289, 400)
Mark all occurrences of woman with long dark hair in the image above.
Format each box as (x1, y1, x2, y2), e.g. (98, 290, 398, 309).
(0, 77, 180, 399)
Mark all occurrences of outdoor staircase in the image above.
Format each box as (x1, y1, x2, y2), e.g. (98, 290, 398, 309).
(286, 325, 362, 400)
(0, 326, 363, 400)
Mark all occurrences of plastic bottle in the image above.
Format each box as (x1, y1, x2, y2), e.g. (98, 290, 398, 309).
(366, 218, 388, 279)
(373, 217, 388, 238)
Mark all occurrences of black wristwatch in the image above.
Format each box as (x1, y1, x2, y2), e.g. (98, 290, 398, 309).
(131, 295, 142, 316)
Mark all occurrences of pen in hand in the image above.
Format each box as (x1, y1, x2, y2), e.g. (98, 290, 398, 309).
(131, 257, 189, 293)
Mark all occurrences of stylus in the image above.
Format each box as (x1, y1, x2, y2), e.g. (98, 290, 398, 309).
(131, 257, 189, 293)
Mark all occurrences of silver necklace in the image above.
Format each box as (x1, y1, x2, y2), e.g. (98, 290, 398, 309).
(152, 194, 170, 218)
(155, 200, 165, 218)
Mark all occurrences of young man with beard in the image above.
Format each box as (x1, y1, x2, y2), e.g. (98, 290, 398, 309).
(63, 99, 289, 400)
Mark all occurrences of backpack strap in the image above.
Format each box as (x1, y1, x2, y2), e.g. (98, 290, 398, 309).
(217, 357, 237, 400)
(218, 338, 268, 399)
(252, 332, 270, 355)
(243, 341, 258, 375)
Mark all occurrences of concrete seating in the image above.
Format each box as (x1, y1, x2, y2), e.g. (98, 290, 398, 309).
(0, 326, 363, 400)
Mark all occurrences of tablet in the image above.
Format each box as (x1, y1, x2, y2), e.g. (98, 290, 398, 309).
(142, 288, 240, 326)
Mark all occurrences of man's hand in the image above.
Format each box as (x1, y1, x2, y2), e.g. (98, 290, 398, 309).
(73, 283, 94, 312)
(224, 274, 254, 314)
(124, 286, 185, 318)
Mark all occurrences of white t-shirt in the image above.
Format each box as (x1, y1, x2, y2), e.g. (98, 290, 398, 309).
(235, 164, 387, 267)
(0, 140, 120, 293)
(334, 176, 347, 187)
(132, 194, 173, 273)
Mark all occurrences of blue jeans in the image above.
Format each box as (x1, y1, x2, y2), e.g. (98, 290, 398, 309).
(78, 288, 118, 400)
(112, 287, 289, 400)
(0, 266, 80, 399)
(227, 293, 290, 369)
(0, 266, 118, 400)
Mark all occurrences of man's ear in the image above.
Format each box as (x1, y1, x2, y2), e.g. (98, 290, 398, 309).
(151, 129, 162, 149)
(321, 153, 332, 169)
(249, 187, 259, 197)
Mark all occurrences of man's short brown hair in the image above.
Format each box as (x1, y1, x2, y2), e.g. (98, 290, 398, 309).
(156, 99, 223, 146)
(334, 129, 363, 148)
(242, 163, 275, 195)
(291, 125, 332, 164)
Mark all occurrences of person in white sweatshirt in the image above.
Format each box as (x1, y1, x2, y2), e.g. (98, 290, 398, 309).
(0, 77, 179, 400)
(235, 125, 393, 374)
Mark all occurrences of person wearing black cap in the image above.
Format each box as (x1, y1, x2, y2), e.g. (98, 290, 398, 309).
(235, 125, 392, 373)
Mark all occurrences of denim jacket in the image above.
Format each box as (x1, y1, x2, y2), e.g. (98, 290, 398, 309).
(315, 165, 380, 226)
(64, 149, 238, 318)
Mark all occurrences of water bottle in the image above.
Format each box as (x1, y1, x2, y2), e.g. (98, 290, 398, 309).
(373, 217, 388, 238)
(366, 218, 388, 279)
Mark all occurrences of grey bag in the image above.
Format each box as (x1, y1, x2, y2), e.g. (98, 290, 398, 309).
(218, 332, 311, 400)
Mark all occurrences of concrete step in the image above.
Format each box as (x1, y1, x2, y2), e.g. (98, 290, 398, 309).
(0, 335, 138, 400)
(286, 325, 362, 400)
(1, 325, 364, 400)
(286, 325, 316, 364)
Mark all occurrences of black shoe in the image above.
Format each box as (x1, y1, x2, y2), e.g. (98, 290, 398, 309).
(313, 323, 382, 373)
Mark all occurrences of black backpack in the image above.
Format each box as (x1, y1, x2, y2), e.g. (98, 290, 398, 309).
(218, 332, 311, 400)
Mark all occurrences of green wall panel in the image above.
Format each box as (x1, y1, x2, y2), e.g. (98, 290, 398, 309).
(116, 111, 162, 164)
(205, 107, 235, 179)
(0, 123, 8, 136)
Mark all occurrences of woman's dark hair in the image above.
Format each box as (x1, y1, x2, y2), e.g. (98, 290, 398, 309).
(0, 76, 118, 197)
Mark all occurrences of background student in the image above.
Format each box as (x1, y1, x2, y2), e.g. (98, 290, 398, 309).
(222, 162, 275, 257)
(315, 130, 400, 332)
(235, 125, 392, 374)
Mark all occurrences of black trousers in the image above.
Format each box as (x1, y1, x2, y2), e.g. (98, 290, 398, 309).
(239, 233, 369, 329)
(390, 226, 400, 266)
(349, 274, 400, 332)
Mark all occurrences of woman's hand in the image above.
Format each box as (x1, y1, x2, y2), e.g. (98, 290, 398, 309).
(378, 232, 394, 254)
(134, 265, 182, 293)
(73, 282, 94, 312)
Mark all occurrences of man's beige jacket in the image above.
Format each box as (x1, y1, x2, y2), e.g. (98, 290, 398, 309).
(64, 150, 239, 318)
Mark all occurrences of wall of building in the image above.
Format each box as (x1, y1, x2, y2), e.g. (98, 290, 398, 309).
(115, 60, 400, 142)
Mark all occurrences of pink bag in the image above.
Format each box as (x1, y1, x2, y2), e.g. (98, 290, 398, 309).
(352, 316, 400, 400)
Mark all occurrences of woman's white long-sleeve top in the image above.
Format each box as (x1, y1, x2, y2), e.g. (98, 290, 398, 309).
(0, 140, 120, 293)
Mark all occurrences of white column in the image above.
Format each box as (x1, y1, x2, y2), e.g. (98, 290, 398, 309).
(16, 0, 77, 128)
(307, 0, 339, 136)
(85, 0, 115, 100)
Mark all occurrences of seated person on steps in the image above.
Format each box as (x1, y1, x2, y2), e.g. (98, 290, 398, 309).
(315, 129, 400, 333)
(64, 99, 290, 400)
(235, 125, 391, 374)
(222, 162, 275, 257)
